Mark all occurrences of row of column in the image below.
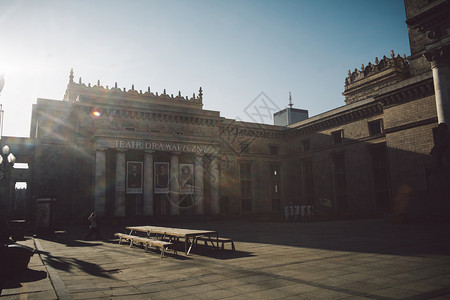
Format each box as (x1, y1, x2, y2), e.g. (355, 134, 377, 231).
(93, 149, 220, 217)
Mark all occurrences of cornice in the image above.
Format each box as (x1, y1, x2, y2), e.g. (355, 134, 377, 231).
(74, 105, 221, 127)
(406, 0, 449, 29)
(218, 122, 285, 139)
(285, 102, 383, 137)
(374, 77, 434, 107)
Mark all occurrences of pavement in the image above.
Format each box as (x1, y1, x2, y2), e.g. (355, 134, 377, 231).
(1, 218, 450, 300)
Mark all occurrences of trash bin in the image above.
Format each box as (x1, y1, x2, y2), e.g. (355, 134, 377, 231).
(9, 220, 26, 241)
(7, 243, 35, 273)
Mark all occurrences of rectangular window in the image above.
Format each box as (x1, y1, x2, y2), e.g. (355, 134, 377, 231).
(240, 142, 250, 153)
(332, 130, 343, 144)
(270, 164, 281, 210)
(332, 152, 348, 209)
(239, 162, 253, 213)
(302, 139, 310, 151)
(369, 143, 390, 212)
(368, 119, 383, 136)
(270, 145, 278, 155)
(302, 160, 314, 205)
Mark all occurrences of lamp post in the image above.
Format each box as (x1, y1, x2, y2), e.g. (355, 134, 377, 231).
(0, 145, 16, 221)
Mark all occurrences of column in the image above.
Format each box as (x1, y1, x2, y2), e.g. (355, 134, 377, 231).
(194, 154, 204, 215)
(210, 155, 220, 215)
(425, 46, 450, 124)
(143, 150, 154, 216)
(115, 150, 126, 216)
(94, 148, 106, 217)
(170, 153, 180, 215)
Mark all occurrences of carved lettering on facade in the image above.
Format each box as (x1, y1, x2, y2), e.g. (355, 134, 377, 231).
(114, 140, 209, 153)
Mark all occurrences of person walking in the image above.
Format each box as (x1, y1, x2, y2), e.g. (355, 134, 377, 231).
(85, 212, 102, 240)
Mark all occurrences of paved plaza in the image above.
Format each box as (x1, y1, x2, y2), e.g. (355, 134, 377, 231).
(1, 218, 450, 299)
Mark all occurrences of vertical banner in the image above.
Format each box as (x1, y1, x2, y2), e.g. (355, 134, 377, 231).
(127, 161, 143, 194)
(154, 162, 169, 194)
(36, 201, 50, 229)
(180, 164, 194, 194)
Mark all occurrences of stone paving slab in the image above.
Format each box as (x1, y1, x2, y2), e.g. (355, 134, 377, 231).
(1, 218, 450, 299)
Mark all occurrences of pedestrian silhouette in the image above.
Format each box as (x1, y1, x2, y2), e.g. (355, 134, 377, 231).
(84, 212, 102, 240)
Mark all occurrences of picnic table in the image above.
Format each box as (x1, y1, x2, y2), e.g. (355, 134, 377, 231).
(125, 225, 219, 255)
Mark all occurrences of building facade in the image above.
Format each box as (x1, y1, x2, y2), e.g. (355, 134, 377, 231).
(2, 0, 449, 226)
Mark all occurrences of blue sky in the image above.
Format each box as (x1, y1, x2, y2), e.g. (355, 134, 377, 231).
(0, 0, 409, 137)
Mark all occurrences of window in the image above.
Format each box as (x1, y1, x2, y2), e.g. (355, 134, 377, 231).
(270, 164, 281, 210)
(240, 142, 250, 153)
(332, 130, 344, 144)
(332, 153, 348, 209)
(302, 160, 314, 205)
(302, 140, 310, 151)
(368, 119, 383, 136)
(270, 145, 278, 155)
(239, 162, 253, 212)
(13, 163, 29, 169)
(369, 143, 391, 212)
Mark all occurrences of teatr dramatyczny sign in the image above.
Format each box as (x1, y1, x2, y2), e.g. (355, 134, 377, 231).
(114, 140, 211, 153)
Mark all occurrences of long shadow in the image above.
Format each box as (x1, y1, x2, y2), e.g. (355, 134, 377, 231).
(35, 218, 450, 263)
(190, 248, 255, 260)
(172, 218, 450, 257)
(35, 229, 115, 278)
(35, 249, 113, 279)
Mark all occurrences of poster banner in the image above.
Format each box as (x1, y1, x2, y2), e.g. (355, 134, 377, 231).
(154, 162, 169, 194)
(179, 164, 194, 194)
(36, 201, 50, 229)
(127, 161, 143, 194)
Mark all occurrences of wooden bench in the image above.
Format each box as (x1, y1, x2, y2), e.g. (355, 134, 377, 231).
(114, 233, 176, 257)
(196, 235, 235, 251)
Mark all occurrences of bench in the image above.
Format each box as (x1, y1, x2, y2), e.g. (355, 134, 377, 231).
(196, 235, 235, 251)
(114, 233, 177, 257)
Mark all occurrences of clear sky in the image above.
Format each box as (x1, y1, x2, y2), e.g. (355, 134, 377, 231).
(0, 0, 410, 138)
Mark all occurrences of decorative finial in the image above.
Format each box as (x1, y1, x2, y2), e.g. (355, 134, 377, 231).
(375, 57, 379, 64)
(288, 92, 293, 108)
(123, 87, 126, 92)
(198, 87, 203, 99)
(348, 70, 351, 77)
(79, 77, 82, 84)
(361, 64, 365, 71)
(390, 50, 395, 58)
(132, 84, 135, 91)
(403, 54, 407, 60)
(148, 86, 150, 93)
(193, 93, 196, 99)
(178, 91, 181, 97)
(69, 68, 74, 83)
(97, 80, 100, 86)
(115, 82, 118, 89)
(106, 85, 109, 90)
(88, 83, 91, 88)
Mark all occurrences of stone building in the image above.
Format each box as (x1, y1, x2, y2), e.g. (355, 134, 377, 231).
(1, 0, 449, 226)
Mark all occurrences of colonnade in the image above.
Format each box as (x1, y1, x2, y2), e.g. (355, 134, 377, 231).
(93, 149, 220, 217)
